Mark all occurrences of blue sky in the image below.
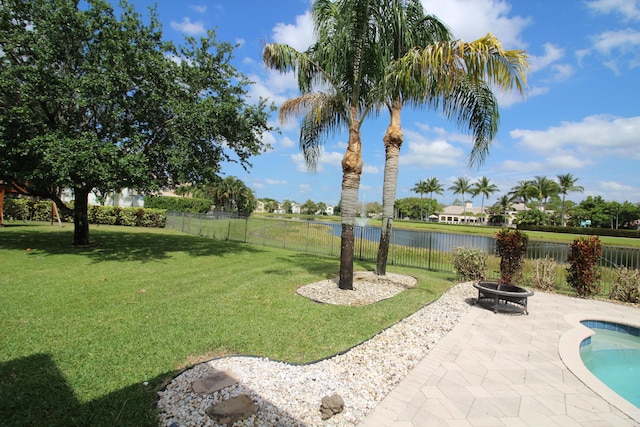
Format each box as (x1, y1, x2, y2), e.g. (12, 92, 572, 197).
(129, 0, 639, 207)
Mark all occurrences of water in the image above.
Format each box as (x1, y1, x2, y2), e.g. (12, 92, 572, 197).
(580, 321, 640, 408)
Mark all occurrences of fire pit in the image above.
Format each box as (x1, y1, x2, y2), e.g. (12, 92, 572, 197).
(473, 281, 534, 314)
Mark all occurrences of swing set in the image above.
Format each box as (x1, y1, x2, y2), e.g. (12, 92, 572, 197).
(0, 181, 62, 227)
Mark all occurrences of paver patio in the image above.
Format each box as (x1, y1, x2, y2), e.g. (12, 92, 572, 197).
(359, 289, 640, 426)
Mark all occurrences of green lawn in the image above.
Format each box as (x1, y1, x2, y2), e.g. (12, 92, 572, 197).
(0, 224, 457, 426)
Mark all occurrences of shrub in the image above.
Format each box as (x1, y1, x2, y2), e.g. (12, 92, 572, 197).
(452, 247, 487, 282)
(30, 200, 55, 221)
(529, 257, 557, 292)
(609, 267, 640, 303)
(91, 205, 117, 225)
(118, 208, 138, 226)
(567, 235, 602, 297)
(143, 195, 211, 213)
(2, 197, 29, 221)
(495, 228, 529, 284)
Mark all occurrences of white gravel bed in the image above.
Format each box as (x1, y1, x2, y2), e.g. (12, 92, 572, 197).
(157, 278, 476, 427)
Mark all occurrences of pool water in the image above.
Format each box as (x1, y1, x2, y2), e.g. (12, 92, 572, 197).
(580, 321, 640, 408)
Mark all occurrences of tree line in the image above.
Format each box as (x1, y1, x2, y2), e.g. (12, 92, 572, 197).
(408, 174, 639, 229)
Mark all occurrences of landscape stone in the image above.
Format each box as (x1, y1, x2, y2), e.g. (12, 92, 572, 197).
(320, 393, 344, 420)
(191, 370, 238, 394)
(205, 394, 258, 424)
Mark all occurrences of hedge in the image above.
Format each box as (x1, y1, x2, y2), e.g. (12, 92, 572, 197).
(143, 195, 211, 213)
(517, 224, 640, 239)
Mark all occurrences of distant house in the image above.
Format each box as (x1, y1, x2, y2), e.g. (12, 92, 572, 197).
(438, 201, 484, 224)
(437, 201, 530, 225)
(60, 188, 144, 208)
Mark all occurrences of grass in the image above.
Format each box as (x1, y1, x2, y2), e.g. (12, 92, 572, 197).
(0, 223, 458, 426)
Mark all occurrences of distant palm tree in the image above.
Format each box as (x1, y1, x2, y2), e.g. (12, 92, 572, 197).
(449, 177, 473, 223)
(495, 194, 516, 226)
(528, 176, 560, 211)
(472, 176, 498, 224)
(557, 173, 584, 226)
(509, 180, 533, 206)
(411, 180, 430, 220)
(424, 177, 444, 222)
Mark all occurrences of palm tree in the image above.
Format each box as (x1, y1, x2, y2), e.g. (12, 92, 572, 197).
(472, 176, 498, 224)
(449, 177, 473, 223)
(528, 176, 560, 211)
(557, 173, 584, 227)
(495, 194, 516, 226)
(509, 180, 533, 206)
(411, 180, 430, 221)
(263, 0, 388, 290)
(374, 1, 528, 274)
(424, 177, 444, 222)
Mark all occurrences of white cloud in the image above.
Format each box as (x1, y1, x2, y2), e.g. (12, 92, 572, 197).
(529, 43, 565, 72)
(400, 128, 465, 168)
(272, 11, 315, 52)
(362, 164, 380, 174)
(170, 17, 206, 35)
(420, 0, 531, 48)
(280, 136, 296, 149)
(510, 115, 640, 159)
(190, 5, 207, 14)
(265, 179, 287, 185)
(592, 29, 640, 54)
(291, 150, 342, 173)
(586, 0, 640, 21)
(246, 69, 299, 108)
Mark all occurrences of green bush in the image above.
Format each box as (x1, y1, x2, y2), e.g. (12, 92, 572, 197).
(567, 235, 602, 297)
(138, 208, 166, 228)
(529, 257, 557, 292)
(143, 195, 211, 213)
(609, 267, 640, 303)
(118, 208, 138, 226)
(452, 247, 487, 282)
(30, 200, 54, 221)
(2, 197, 29, 221)
(91, 205, 118, 225)
(495, 228, 529, 284)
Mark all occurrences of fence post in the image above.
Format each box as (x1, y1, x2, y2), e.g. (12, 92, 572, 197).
(428, 232, 432, 270)
(227, 219, 231, 241)
(244, 217, 248, 243)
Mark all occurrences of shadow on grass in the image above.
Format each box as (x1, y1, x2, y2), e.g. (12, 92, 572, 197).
(0, 224, 264, 263)
(0, 353, 173, 427)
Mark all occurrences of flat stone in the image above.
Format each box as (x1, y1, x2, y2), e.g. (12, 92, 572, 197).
(191, 370, 239, 394)
(205, 394, 258, 424)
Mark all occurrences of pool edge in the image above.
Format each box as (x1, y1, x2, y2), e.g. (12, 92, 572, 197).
(559, 313, 640, 423)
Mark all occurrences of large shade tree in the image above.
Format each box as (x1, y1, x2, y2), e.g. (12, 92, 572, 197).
(0, 0, 273, 245)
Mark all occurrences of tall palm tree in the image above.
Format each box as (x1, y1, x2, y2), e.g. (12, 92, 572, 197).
(374, 1, 528, 274)
(411, 179, 430, 220)
(449, 177, 473, 223)
(472, 176, 498, 224)
(263, 0, 388, 290)
(557, 173, 584, 227)
(424, 177, 444, 222)
(528, 175, 560, 211)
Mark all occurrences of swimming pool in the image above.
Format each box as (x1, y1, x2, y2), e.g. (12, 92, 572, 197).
(580, 320, 640, 408)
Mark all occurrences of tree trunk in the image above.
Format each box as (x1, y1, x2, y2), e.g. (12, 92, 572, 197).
(338, 124, 363, 290)
(73, 187, 91, 246)
(376, 102, 403, 276)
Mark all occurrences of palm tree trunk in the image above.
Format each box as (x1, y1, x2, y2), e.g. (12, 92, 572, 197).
(376, 102, 403, 276)
(338, 124, 364, 290)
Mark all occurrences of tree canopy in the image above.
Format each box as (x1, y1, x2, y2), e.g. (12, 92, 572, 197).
(0, 0, 274, 245)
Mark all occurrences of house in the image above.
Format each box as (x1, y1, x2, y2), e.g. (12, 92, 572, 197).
(438, 201, 485, 224)
(59, 188, 144, 208)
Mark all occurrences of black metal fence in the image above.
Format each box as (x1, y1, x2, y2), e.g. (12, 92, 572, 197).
(166, 212, 640, 294)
